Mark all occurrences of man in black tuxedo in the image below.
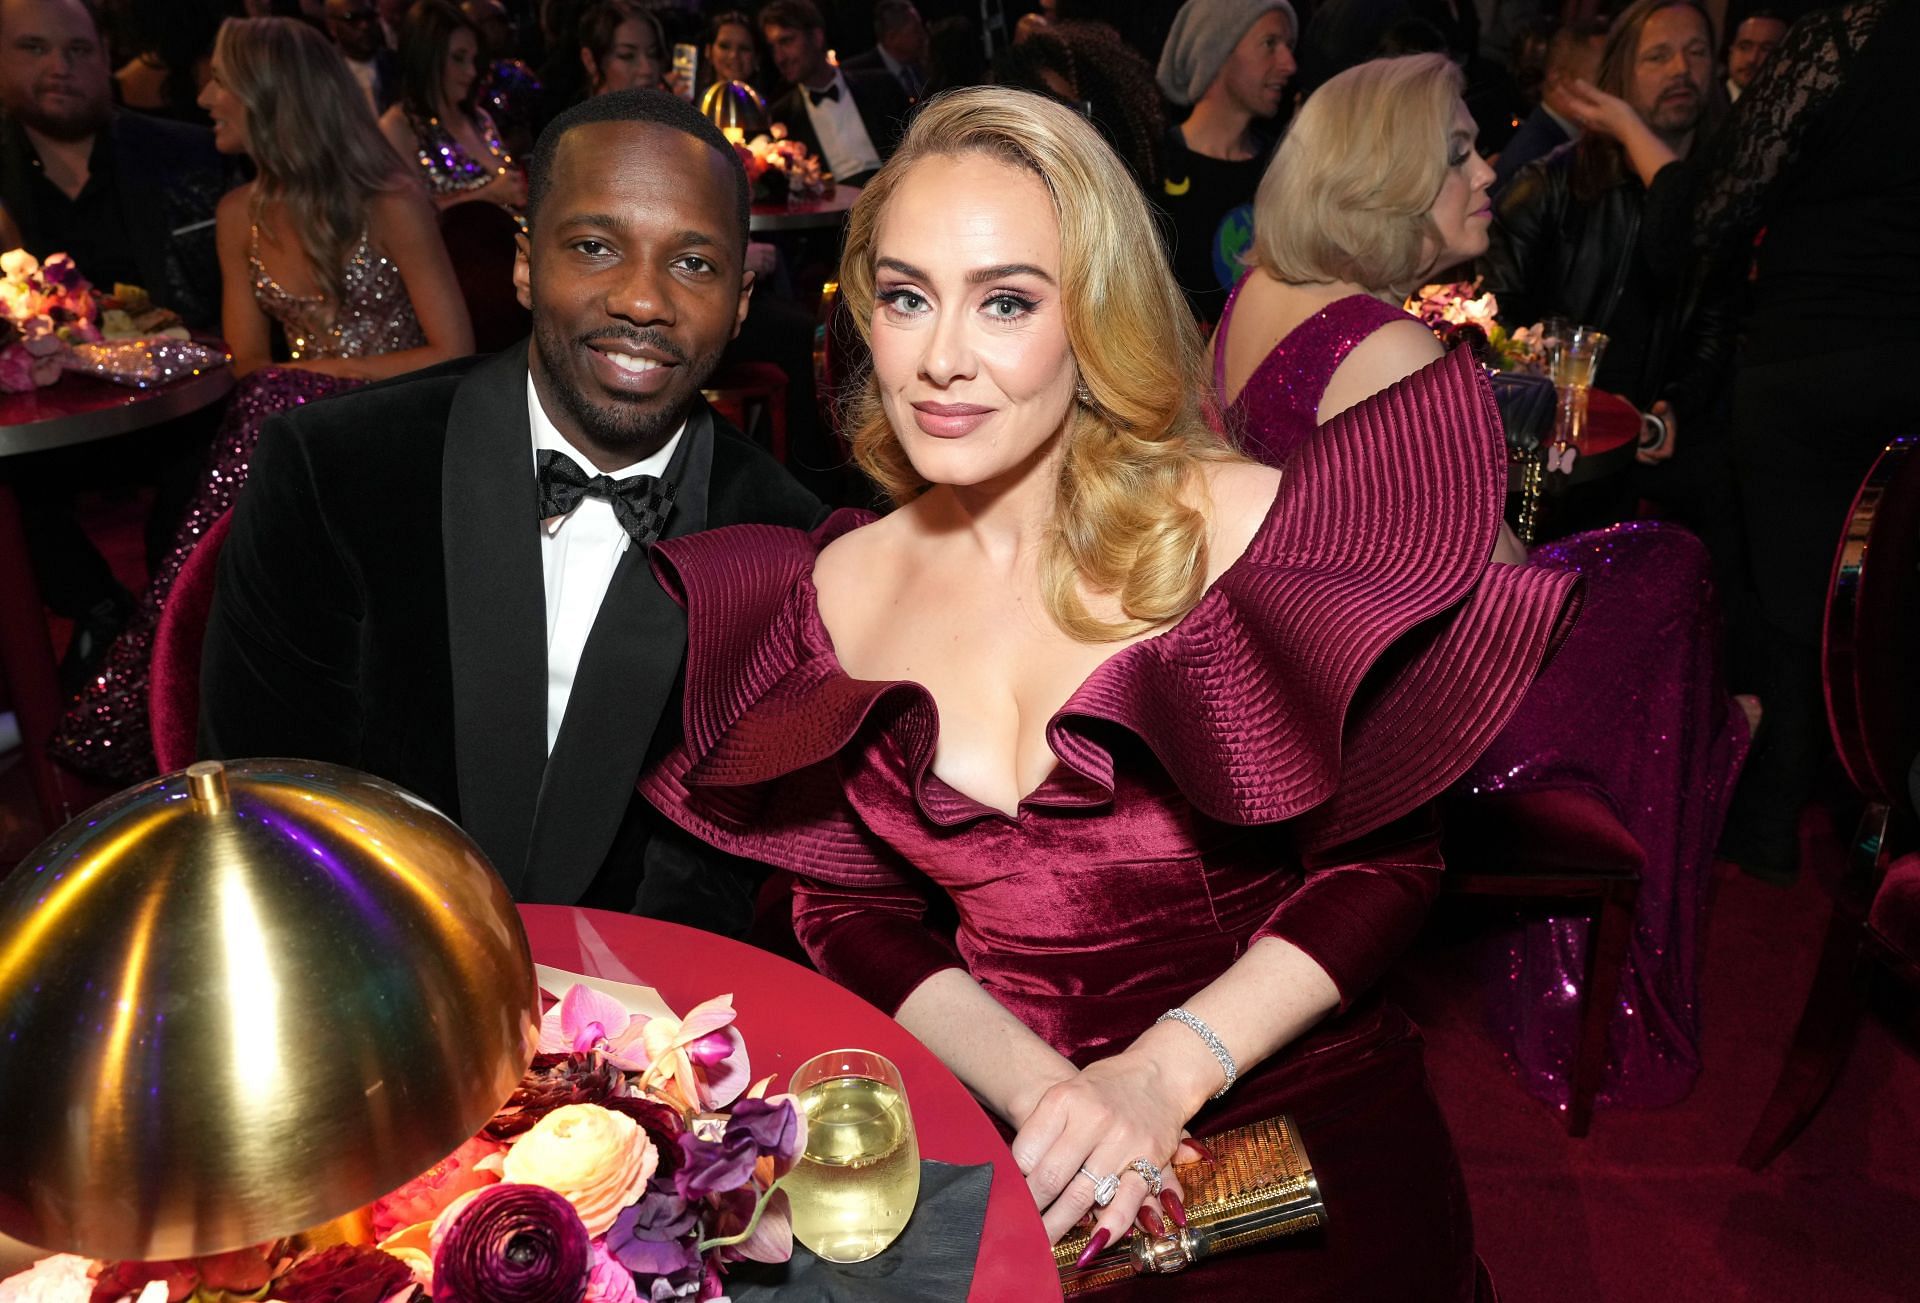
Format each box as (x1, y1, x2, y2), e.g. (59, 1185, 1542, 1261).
(199, 90, 825, 936)
(760, 0, 908, 186)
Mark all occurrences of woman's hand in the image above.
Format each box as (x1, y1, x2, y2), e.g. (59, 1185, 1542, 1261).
(1009, 1049, 1203, 1253)
(483, 166, 528, 211)
(1553, 78, 1640, 141)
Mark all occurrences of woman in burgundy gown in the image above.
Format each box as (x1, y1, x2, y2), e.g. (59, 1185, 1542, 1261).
(641, 88, 1578, 1298)
(1214, 55, 1751, 1114)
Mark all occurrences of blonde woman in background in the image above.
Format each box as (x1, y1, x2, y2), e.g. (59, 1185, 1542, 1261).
(52, 15, 471, 785)
(642, 85, 1577, 1299)
(1213, 54, 1754, 1122)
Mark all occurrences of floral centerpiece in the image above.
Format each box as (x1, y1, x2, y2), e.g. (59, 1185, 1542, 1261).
(1404, 279, 1544, 375)
(0, 985, 806, 1303)
(733, 126, 828, 203)
(0, 249, 194, 393)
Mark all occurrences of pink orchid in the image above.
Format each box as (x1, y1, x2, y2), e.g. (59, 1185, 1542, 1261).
(635, 995, 748, 1110)
(539, 984, 652, 1071)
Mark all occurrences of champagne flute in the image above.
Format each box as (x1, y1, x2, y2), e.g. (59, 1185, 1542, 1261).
(1548, 325, 1608, 463)
(785, 1049, 921, 1263)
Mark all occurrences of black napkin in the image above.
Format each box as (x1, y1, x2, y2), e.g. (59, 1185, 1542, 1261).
(728, 1160, 994, 1301)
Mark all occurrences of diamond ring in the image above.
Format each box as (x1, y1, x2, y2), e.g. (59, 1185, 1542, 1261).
(1128, 1158, 1165, 1197)
(1077, 1165, 1120, 1207)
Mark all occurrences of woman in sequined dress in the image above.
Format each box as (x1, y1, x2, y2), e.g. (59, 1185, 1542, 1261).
(1211, 55, 1753, 1114)
(51, 17, 473, 784)
(378, 0, 526, 211)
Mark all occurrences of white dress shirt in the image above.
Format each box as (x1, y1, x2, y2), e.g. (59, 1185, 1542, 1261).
(528, 376, 684, 753)
(802, 68, 883, 181)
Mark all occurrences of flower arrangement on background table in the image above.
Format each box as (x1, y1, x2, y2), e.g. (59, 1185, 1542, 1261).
(0, 984, 805, 1303)
(1405, 279, 1544, 375)
(733, 126, 828, 202)
(0, 248, 205, 394)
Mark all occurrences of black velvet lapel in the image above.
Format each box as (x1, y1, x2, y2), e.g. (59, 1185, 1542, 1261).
(443, 344, 549, 893)
(518, 401, 718, 905)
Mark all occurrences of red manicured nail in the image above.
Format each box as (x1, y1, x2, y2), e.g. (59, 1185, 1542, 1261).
(1075, 1227, 1112, 1269)
(1186, 1137, 1217, 1163)
(1160, 1189, 1187, 1228)
(1137, 1202, 1167, 1238)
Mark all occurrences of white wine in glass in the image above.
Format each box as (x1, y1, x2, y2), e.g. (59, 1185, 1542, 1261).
(785, 1049, 921, 1263)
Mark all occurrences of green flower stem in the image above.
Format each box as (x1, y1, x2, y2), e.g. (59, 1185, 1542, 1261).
(696, 1172, 794, 1252)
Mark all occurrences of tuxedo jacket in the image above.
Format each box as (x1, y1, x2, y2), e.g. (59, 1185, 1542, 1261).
(767, 68, 911, 177)
(199, 344, 825, 933)
(840, 46, 918, 98)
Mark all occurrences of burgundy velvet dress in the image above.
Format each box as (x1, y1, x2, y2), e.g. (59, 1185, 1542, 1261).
(641, 347, 1581, 1299)
(1215, 284, 1751, 1112)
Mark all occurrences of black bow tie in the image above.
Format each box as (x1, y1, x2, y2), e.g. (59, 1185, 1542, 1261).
(535, 449, 676, 546)
(807, 83, 840, 105)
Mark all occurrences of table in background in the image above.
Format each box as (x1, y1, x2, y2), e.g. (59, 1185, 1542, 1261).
(750, 184, 861, 234)
(0, 364, 235, 829)
(520, 905, 1063, 1303)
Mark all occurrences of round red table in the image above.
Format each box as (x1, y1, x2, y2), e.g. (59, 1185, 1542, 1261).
(518, 905, 1063, 1303)
(0, 362, 234, 830)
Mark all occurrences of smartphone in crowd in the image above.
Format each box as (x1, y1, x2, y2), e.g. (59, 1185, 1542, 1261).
(672, 43, 699, 100)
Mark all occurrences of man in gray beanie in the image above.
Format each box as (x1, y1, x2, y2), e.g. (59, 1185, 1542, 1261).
(1153, 0, 1298, 323)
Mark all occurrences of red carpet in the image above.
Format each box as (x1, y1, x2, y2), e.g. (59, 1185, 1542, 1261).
(1399, 809, 1920, 1302)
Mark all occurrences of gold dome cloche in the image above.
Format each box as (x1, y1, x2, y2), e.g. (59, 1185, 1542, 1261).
(0, 759, 539, 1261)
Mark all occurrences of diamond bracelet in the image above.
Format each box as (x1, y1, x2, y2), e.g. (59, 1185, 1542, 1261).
(1156, 1007, 1238, 1100)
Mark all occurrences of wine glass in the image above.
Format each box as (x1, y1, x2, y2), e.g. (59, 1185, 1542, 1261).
(1548, 325, 1608, 460)
(784, 1048, 921, 1263)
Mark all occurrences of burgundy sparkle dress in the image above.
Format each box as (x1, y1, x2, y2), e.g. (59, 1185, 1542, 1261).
(1215, 284, 1751, 1113)
(50, 229, 425, 784)
(641, 347, 1581, 1299)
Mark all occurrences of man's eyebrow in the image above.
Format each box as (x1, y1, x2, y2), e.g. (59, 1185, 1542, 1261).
(874, 256, 1055, 285)
(556, 216, 723, 249)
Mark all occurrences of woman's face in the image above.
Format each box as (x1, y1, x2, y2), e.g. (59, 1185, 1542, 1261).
(1424, 99, 1495, 271)
(868, 153, 1077, 493)
(443, 27, 481, 105)
(197, 58, 250, 156)
(707, 21, 755, 84)
(591, 19, 663, 94)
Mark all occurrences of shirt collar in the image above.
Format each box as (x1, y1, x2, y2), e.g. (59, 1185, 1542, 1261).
(526, 372, 684, 482)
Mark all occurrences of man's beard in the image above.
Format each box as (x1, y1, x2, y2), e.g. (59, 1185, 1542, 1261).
(531, 312, 721, 455)
(9, 88, 110, 142)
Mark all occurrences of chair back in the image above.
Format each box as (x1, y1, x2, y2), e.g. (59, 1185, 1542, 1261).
(1824, 435, 1920, 807)
(440, 200, 530, 353)
(149, 510, 233, 774)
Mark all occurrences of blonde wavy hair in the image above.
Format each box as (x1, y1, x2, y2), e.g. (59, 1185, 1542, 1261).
(1250, 53, 1463, 295)
(839, 87, 1235, 643)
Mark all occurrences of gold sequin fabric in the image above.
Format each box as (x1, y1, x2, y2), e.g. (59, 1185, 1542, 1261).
(408, 107, 509, 197)
(249, 223, 426, 361)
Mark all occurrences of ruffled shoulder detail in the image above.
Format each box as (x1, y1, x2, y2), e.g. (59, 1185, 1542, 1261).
(1052, 345, 1580, 847)
(644, 347, 1580, 857)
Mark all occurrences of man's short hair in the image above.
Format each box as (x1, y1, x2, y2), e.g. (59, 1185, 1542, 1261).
(0, 0, 102, 37)
(758, 0, 822, 33)
(874, 1, 918, 39)
(525, 88, 752, 255)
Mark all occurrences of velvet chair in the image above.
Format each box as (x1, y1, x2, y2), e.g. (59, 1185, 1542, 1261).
(1441, 787, 1646, 1137)
(1740, 434, 1920, 1170)
(440, 200, 530, 354)
(148, 510, 233, 774)
(702, 361, 789, 463)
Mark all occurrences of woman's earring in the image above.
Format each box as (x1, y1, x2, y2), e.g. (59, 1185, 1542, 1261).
(1074, 378, 1094, 408)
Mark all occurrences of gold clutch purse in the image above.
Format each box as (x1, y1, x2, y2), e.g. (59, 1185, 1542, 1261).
(1053, 1115, 1326, 1294)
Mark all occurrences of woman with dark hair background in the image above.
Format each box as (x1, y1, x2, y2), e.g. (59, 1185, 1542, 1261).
(379, 0, 525, 210)
(575, 0, 665, 96)
(113, 0, 228, 125)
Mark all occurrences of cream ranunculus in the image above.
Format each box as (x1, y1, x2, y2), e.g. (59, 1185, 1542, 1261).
(0, 249, 38, 282)
(500, 1103, 658, 1236)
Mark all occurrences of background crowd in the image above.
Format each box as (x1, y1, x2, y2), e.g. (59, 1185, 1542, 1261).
(3, 0, 1915, 1240)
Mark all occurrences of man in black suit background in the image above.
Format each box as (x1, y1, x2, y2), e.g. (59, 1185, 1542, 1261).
(842, 1, 929, 101)
(200, 90, 824, 937)
(760, 0, 908, 187)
